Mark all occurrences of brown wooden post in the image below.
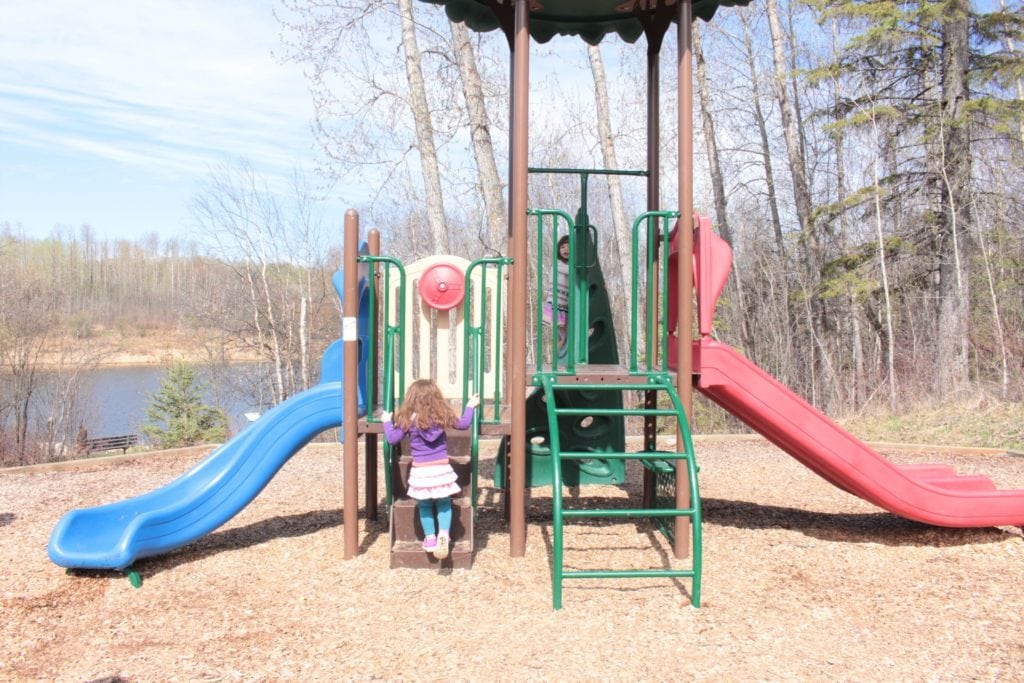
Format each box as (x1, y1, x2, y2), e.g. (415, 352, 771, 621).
(675, 0, 695, 560)
(507, 0, 530, 558)
(342, 209, 361, 559)
(642, 42, 661, 508)
(365, 228, 381, 522)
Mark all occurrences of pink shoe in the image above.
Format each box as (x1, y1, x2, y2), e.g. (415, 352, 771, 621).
(422, 535, 438, 552)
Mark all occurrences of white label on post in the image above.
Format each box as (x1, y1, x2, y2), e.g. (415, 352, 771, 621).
(342, 317, 358, 341)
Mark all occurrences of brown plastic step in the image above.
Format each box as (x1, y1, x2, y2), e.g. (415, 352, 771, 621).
(390, 498, 474, 569)
(390, 497, 473, 541)
(387, 430, 477, 570)
(389, 539, 474, 569)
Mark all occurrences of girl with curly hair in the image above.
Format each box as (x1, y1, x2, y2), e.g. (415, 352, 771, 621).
(382, 379, 479, 559)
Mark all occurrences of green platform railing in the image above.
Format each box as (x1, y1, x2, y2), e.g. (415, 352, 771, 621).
(358, 254, 406, 510)
(462, 255, 512, 506)
(528, 208, 588, 373)
(628, 210, 679, 372)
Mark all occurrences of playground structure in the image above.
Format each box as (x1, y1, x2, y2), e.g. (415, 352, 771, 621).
(49, 1, 1024, 606)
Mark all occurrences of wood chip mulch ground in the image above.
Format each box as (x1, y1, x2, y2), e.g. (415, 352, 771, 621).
(2, 436, 1022, 681)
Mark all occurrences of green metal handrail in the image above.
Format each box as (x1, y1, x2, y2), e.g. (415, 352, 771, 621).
(528, 208, 577, 374)
(462, 256, 512, 422)
(462, 255, 512, 507)
(629, 210, 679, 373)
(358, 254, 407, 414)
(542, 374, 702, 609)
(358, 254, 406, 510)
(527, 206, 678, 376)
(529, 208, 587, 373)
(654, 374, 702, 604)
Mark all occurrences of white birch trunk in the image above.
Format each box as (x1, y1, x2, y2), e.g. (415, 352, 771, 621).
(399, 0, 448, 253)
(587, 44, 631, 302)
(450, 20, 506, 253)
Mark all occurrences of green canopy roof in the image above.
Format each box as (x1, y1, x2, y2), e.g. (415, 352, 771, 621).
(419, 0, 752, 45)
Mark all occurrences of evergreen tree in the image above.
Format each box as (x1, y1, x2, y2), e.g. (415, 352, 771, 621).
(142, 361, 229, 449)
(810, 0, 1024, 395)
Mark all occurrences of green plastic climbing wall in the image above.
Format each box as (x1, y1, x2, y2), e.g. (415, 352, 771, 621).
(496, 224, 626, 487)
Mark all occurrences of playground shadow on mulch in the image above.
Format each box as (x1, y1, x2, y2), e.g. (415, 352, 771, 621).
(0, 512, 15, 528)
(701, 497, 1013, 547)
(131, 507, 378, 579)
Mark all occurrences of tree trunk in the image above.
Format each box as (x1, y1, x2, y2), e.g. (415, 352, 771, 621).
(999, 0, 1024, 149)
(450, 20, 506, 254)
(586, 44, 631, 302)
(766, 0, 825, 402)
(693, 25, 732, 247)
(740, 13, 785, 256)
(934, 0, 973, 397)
(399, 0, 448, 253)
(871, 114, 898, 412)
(695, 24, 757, 356)
(829, 16, 863, 410)
(766, 0, 817, 262)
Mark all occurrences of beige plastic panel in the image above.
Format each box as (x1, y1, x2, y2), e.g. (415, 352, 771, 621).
(389, 254, 504, 401)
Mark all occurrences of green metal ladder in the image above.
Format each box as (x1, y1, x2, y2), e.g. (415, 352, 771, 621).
(539, 372, 702, 609)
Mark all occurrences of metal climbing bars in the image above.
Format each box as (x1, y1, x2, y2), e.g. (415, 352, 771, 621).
(540, 374, 702, 609)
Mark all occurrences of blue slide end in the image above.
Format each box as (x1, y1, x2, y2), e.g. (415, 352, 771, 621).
(49, 271, 372, 571)
(48, 378, 358, 570)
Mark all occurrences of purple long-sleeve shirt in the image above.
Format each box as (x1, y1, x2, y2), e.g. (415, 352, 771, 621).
(383, 406, 475, 465)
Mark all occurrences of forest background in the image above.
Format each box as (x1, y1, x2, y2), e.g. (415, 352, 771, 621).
(2, 0, 1022, 466)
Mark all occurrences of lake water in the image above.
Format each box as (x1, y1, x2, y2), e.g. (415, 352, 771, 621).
(76, 365, 262, 439)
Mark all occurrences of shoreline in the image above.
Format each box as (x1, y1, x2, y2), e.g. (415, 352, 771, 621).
(36, 327, 262, 369)
(34, 356, 263, 369)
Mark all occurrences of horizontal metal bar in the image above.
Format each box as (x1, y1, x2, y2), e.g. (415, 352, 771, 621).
(558, 451, 689, 461)
(545, 382, 671, 392)
(527, 167, 649, 177)
(553, 408, 678, 417)
(563, 569, 696, 580)
(562, 508, 697, 519)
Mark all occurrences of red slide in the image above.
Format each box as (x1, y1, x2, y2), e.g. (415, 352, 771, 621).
(693, 337, 1024, 528)
(671, 218, 1024, 528)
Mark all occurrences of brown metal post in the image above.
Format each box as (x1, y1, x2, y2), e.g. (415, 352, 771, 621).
(642, 44, 661, 508)
(507, 0, 530, 558)
(646, 50, 661, 215)
(342, 209, 361, 559)
(675, 0, 694, 560)
(365, 228, 381, 522)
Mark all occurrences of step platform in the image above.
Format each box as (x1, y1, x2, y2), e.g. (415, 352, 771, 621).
(388, 434, 475, 569)
(389, 497, 474, 569)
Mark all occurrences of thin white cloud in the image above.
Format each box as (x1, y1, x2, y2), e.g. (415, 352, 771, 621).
(0, 0, 314, 180)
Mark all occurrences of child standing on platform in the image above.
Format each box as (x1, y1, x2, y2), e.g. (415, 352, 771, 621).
(542, 234, 571, 355)
(382, 379, 479, 559)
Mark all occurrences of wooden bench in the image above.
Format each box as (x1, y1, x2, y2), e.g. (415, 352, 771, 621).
(80, 434, 139, 454)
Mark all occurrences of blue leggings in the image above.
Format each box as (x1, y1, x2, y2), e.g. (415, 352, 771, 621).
(417, 497, 452, 537)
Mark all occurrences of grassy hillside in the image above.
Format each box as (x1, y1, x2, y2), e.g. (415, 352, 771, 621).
(837, 397, 1024, 452)
(693, 394, 1024, 452)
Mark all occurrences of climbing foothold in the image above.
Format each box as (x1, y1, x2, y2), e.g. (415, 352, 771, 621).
(418, 262, 465, 311)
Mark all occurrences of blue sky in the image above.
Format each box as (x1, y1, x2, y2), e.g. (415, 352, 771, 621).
(1, 0, 337, 243)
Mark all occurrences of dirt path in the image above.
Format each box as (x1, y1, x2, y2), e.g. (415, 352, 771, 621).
(2, 437, 1022, 681)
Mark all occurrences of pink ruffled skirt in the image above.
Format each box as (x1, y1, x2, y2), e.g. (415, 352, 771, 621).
(543, 301, 568, 326)
(407, 462, 460, 500)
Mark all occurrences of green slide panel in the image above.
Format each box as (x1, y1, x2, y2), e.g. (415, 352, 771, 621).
(496, 227, 625, 487)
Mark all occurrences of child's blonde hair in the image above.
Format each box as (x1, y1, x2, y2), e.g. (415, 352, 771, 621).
(393, 379, 459, 430)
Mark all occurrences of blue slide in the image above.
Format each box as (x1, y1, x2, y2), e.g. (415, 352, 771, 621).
(49, 268, 371, 571)
(48, 341, 364, 570)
